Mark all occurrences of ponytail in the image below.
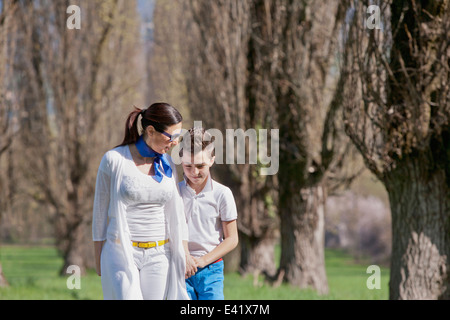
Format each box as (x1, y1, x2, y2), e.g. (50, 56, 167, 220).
(118, 106, 142, 147)
(117, 103, 182, 148)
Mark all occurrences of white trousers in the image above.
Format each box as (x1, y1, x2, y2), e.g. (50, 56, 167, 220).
(101, 240, 171, 300)
(132, 245, 171, 300)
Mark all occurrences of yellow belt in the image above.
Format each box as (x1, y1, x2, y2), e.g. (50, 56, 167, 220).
(132, 239, 169, 249)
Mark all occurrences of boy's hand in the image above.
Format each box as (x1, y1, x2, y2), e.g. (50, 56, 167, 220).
(185, 254, 198, 279)
(193, 256, 207, 269)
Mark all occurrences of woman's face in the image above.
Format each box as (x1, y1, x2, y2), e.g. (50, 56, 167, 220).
(145, 122, 183, 154)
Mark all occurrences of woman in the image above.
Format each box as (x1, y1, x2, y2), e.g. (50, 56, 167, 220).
(92, 102, 193, 300)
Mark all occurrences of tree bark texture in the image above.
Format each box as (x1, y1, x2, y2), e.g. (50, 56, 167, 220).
(385, 0, 450, 299)
(237, 162, 277, 277)
(279, 184, 328, 294)
(384, 150, 450, 300)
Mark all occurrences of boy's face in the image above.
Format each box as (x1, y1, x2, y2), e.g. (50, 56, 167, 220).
(181, 150, 215, 186)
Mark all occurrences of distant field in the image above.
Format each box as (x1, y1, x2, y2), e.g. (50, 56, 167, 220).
(0, 246, 389, 300)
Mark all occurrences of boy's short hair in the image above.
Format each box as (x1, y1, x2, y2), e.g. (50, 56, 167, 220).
(179, 127, 215, 158)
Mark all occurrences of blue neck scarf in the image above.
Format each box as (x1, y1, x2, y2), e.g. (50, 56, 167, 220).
(135, 135, 172, 183)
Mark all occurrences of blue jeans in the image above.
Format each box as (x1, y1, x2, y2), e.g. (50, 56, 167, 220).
(186, 260, 224, 300)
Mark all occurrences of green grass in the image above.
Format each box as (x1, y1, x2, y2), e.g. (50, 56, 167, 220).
(224, 250, 389, 300)
(0, 246, 389, 300)
(0, 246, 102, 300)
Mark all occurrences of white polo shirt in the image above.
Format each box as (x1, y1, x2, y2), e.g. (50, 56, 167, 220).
(178, 175, 238, 257)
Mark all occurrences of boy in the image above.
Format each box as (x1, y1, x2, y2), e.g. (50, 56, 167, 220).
(178, 127, 239, 300)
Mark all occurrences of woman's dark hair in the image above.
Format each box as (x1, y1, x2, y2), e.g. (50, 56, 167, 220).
(119, 102, 183, 146)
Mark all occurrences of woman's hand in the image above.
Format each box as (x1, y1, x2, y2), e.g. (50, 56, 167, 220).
(185, 254, 197, 279)
(94, 241, 104, 276)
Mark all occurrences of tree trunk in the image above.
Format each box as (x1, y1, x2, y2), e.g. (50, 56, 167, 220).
(238, 170, 277, 276)
(215, 165, 277, 276)
(58, 219, 87, 276)
(384, 151, 450, 300)
(0, 263, 8, 287)
(384, 1, 450, 299)
(240, 232, 277, 277)
(279, 185, 328, 294)
(55, 195, 89, 276)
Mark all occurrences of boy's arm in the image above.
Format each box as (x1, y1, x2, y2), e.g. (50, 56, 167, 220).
(194, 220, 239, 268)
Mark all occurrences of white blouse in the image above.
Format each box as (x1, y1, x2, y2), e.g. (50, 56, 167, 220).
(92, 145, 189, 300)
(179, 175, 238, 257)
(120, 159, 173, 242)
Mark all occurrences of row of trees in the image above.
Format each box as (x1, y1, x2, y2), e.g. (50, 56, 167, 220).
(173, 0, 355, 295)
(0, 0, 145, 277)
(152, 0, 450, 299)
